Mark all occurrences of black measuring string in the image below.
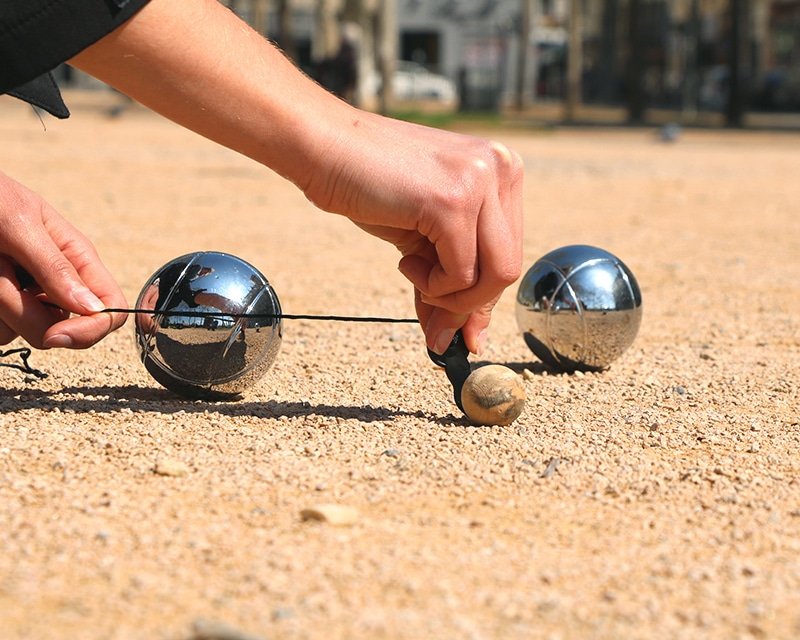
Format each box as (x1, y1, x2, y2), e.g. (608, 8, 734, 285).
(100, 307, 419, 324)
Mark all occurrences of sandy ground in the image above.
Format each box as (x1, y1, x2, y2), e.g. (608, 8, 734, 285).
(1, 91, 799, 640)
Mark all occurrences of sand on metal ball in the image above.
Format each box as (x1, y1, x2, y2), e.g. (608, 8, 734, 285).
(461, 364, 526, 426)
(516, 244, 642, 372)
(135, 251, 282, 399)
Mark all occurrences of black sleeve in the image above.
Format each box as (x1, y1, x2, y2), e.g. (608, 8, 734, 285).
(6, 73, 70, 118)
(0, 0, 151, 95)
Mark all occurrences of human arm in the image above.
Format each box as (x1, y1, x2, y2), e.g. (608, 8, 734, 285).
(69, 0, 523, 354)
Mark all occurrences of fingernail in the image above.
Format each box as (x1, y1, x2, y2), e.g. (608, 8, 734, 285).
(477, 330, 489, 356)
(72, 288, 105, 313)
(433, 329, 457, 355)
(44, 334, 73, 349)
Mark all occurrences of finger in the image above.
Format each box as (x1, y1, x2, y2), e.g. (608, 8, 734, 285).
(459, 303, 496, 356)
(6, 257, 127, 350)
(398, 254, 434, 292)
(422, 220, 479, 299)
(413, 288, 433, 341)
(424, 295, 498, 357)
(421, 192, 519, 315)
(0, 262, 71, 349)
(42, 312, 125, 349)
(415, 174, 483, 299)
(419, 295, 469, 356)
(397, 236, 439, 296)
(11, 219, 106, 316)
(418, 142, 522, 301)
(35, 207, 128, 344)
(425, 144, 523, 315)
(43, 212, 129, 320)
(0, 317, 17, 345)
(494, 143, 524, 244)
(8, 265, 72, 323)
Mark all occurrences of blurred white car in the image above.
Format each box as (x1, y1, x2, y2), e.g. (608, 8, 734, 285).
(367, 61, 457, 105)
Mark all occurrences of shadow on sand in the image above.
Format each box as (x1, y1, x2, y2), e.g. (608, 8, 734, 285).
(0, 382, 476, 427)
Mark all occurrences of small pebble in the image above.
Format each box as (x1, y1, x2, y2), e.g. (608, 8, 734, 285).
(154, 458, 190, 477)
(271, 607, 294, 621)
(541, 458, 562, 479)
(190, 618, 264, 640)
(300, 504, 360, 526)
(522, 368, 535, 381)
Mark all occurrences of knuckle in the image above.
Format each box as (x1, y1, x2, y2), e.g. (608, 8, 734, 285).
(1, 190, 40, 224)
(495, 254, 523, 286)
(61, 237, 99, 270)
(488, 140, 512, 167)
(47, 256, 75, 282)
(486, 141, 524, 179)
(453, 266, 478, 290)
(497, 262, 522, 286)
(469, 155, 493, 182)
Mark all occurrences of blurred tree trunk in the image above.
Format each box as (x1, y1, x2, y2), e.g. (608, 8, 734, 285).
(515, 0, 535, 111)
(681, 0, 701, 118)
(726, 0, 750, 127)
(275, 0, 297, 61)
(564, 0, 582, 121)
(752, 0, 772, 92)
(625, 0, 647, 123)
(313, 0, 341, 62)
(377, 0, 397, 114)
(598, 0, 620, 104)
(343, 0, 377, 109)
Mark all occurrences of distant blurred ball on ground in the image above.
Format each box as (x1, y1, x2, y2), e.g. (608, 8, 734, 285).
(516, 245, 642, 372)
(135, 251, 282, 399)
(461, 364, 526, 426)
(659, 122, 682, 143)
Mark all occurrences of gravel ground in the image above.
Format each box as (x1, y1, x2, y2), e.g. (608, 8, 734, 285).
(1, 92, 799, 640)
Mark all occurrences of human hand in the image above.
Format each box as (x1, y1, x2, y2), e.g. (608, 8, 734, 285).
(303, 113, 524, 355)
(0, 171, 127, 349)
(67, 0, 522, 354)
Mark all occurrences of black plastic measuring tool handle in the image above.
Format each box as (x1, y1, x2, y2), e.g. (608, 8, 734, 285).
(427, 329, 471, 413)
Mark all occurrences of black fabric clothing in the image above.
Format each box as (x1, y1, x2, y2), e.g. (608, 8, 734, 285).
(6, 73, 70, 118)
(1, 0, 150, 109)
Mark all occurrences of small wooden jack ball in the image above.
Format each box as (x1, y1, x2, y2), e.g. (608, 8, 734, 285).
(461, 364, 526, 426)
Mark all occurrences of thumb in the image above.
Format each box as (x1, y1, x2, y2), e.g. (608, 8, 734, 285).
(459, 302, 497, 357)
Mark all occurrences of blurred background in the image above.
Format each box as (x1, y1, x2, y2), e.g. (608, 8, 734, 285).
(56, 0, 800, 128)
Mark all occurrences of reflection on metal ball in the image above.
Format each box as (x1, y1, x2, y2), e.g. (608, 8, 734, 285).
(135, 251, 282, 399)
(515, 245, 642, 372)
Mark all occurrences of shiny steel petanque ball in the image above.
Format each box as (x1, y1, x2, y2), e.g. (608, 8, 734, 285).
(516, 245, 642, 372)
(135, 251, 282, 399)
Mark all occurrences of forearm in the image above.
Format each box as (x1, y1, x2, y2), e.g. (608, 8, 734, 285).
(70, 0, 353, 189)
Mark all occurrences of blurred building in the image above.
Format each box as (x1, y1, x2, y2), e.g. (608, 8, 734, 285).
(57, 0, 800, 114)
(219, 0, 800, 112)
